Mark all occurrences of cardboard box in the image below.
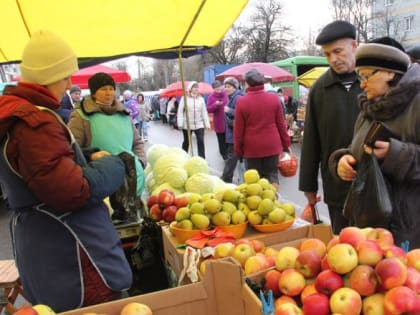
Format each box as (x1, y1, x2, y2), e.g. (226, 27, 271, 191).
(59, 259, 263, 315)
(162, 218, 315, 283)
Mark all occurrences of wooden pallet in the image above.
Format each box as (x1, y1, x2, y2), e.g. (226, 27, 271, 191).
(0, 260, 26, 314)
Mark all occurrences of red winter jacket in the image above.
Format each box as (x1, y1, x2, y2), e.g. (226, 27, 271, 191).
(234, 85, 291, 158)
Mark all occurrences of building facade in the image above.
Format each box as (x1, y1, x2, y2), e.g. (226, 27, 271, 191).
(371, 0, 420, 48)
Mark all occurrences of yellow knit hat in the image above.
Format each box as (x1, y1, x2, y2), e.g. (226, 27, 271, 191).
(20, 30, 78, 85)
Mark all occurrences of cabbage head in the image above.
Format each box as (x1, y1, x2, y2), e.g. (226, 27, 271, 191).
(146, 144, 169, 167)
(144, 163, 152, 177)
(211, 175, 229, 193)
(160, 167, 188, 189)
(184, 156, 209, 177)
(153, 153, 189, 185)
(185, 173, 214, 195)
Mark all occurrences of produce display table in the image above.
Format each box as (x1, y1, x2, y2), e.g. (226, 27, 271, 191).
(162, 218, 324, 283)
(0, 260, 26, 314)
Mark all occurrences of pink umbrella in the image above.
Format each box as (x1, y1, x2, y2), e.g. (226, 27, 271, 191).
(160, 81, 213, 98)
(11, 64, 131, 89)
(216, 62, 294, 83)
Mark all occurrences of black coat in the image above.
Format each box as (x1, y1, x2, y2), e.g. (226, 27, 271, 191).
(299, 68, 362, 206)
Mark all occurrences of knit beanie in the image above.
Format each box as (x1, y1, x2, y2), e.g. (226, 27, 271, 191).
(69, 85, 81, 94)
(244, 69, 265, 87)
(20, 30, 78, 85)
(188, 81, 198, 91)
(88, 72, 116, 95)
(211, 80, 222, 88)
(223, 77, 239, 89)
(355, 43, 410, 74)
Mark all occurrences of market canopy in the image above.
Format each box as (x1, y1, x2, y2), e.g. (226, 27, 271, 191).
(297, 67, 329, 88)
(0, 0, 249, 66)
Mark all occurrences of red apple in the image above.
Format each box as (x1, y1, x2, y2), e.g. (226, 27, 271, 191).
(329, 287, 362, 315)
(231, 243, 255, 267)
(275, 246, 300, 271)
(173, 194, 189, 208)
(294, 250, 321, 278)
(235, 238, 252, 246)
(162, 205, 177, 222)
(244, 254, 269, 275)
(250, 239, 265, 253)
(278, 268, 306, 296)
(300, 283, 318, 302)
(375, 257, 407, 290)
(299, 238, 327, 258)
(405, 267, 420, 294)
(367, 227, 394, 251)
(384, 245, 407, 264)
(275, 302, 303, 315)
(314, 269, 344, 296)
(326, 235, 340, 251)
(327, 243, 358, 274)
(265, 269, 282, 297)
(348, 265, 378, 296)
(339, 226, 367, 248)
(13, 307, 38, 315)
(149, 203, 162, 221)
(274, 295, 297, 309)
(302, 293, 330, 315)
(146, 194, 158, 208)
(384, 286, 420, 314)
(158, 189, 175, 207)
(320, 255, 330, 270)
(356, 240, 383, 266)
(407, 248, 420, 271)
(362, 293, 385, 315)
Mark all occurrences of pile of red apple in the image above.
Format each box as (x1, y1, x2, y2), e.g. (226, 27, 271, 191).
(147, 189, 189, 223)
(257, 226, 420, 315)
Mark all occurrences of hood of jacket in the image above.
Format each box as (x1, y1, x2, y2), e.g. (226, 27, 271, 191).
(0, 82, 60, 140)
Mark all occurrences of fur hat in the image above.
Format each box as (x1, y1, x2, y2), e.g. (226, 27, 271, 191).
(188, 81, 198, 91)
(407, 45, 420, 62)
(69, 85, 81, 94)
(211, 80, 222, 88)
(244, 69, 265, 87)
(223, 77, 239, 89)
(315, 21, 356, 45)
(355, 43, 410, 74)
(88, 72, 116, 95)
(20, 30, 78, 85)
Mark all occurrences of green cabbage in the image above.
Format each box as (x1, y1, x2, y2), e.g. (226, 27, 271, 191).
(153, 153, 190, 184)
(162, 167, 188, 189)
(184, 156, 209, 177)
(146, 144, 169, 167)
(185, 173, 214, 195)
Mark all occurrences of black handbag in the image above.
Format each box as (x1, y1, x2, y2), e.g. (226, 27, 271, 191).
(342, 153, 392, 228)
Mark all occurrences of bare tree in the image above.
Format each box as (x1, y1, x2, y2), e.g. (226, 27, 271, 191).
(331, 0, 373, 43)
(244, 0, 293, 62)
(371, 3, 408, 43)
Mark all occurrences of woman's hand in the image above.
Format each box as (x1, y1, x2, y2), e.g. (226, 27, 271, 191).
(364, 141, 390, 160)
(91, 150, 110, 161)
(337, 154, 357, 181)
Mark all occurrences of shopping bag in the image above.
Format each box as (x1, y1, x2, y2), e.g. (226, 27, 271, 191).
(127, 217, 170, 295)
(342, 153, 392, 228)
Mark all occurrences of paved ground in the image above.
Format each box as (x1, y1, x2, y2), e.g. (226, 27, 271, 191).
(0, 119, 330, 260)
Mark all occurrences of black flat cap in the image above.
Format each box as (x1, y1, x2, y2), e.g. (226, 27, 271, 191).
(316, 20, 356, 45)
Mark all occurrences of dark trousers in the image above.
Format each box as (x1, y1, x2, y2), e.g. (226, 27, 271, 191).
(327, 205, 349, 234)
(216, 132, 228, 160)
(221, 143, 238, 183)
(182, 128, 205, 158)
(245, 155, 279, 184)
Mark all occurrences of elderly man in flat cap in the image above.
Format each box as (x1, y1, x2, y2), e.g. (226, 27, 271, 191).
(299, 20, 363, 234)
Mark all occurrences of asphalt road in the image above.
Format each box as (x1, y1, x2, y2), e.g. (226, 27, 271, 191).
(0, 119, 330, 260)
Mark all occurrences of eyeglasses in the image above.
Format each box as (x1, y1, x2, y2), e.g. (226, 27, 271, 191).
(357, 70, 379, 82)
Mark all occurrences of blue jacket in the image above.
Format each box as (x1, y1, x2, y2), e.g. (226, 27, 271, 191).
(225, 89, 244, 144)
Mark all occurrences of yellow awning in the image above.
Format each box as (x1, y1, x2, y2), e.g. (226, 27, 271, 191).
(297, 66, 329, 88)
(0, 0, 248, 64)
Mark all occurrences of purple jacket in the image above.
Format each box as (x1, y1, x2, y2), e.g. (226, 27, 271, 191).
(207, 91, 228, 133)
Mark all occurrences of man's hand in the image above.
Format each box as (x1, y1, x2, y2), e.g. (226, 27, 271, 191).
(337, 154, 357, 181)
(364, 141, 390, 160)
(91, 150, 110, 161)
(304, 192, 319, 205)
